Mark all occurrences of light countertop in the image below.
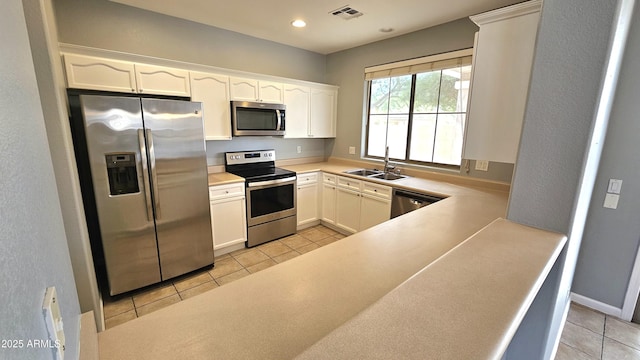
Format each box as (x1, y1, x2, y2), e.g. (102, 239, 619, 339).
(207, 171, 243, 186)
(98, 161, 566, 360)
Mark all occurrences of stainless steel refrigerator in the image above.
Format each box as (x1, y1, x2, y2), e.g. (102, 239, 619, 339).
(77, 95, 213, 296)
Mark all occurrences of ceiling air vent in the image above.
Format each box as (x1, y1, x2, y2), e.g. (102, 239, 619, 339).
(330, 5, 364, 20)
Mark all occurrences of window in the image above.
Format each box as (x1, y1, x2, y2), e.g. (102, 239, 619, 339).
(364, 50, 472, 167)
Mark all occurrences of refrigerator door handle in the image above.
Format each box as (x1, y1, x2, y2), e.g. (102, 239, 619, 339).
(146, 129, 161, 219)
(138, 129, 154, 222)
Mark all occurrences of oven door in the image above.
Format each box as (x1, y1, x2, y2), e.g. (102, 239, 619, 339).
(246, 176, 297, 226)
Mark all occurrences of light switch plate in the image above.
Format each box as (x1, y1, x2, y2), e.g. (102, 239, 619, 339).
(607, 179, 623, 194)
(296, 145, 302, 154)
(603, 193, 619, 209)
(475, 160, 489, 171)
(348, 146, 356, 155)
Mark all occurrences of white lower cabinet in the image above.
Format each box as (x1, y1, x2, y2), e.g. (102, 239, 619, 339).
(334, 176, 391, 234)
(360, 194, 391, 230)
(336, 186, 361, 233)
(296, 172, 319, 229)
(321, 173, 337, 225)
(209, 182, 247, 255)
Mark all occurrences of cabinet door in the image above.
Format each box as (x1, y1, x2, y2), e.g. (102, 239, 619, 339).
(134, 64, 191, 97)
(322, 183, 337, 224)
(297, 182, 319, 227)
(229, 77, 259, 101)
(284, 84, 310, 138)
(360, 194, 391, 230)
(63, 54, 137, 93)
(259, 81, 284, 103)
(336, 187, 360, 233)
(464, 3, 540, 163)
(309, 88, 337, 138)
(190, 71, 231, 140)
(210, 197, 247, 250)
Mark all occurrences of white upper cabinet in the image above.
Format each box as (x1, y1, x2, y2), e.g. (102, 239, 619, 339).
(310, 87, 337, 138)
(283, 84, 310, 138)
(64, 54, 137, 93)
(62, 51, 338, 136)
(63, 54, 190, 97)
(229, 77, 284, 103)
(190, 71, 231, 140)
(463, 0, 541, 164)
(134, 64, 191, 97)
(284, 84, 337, 138)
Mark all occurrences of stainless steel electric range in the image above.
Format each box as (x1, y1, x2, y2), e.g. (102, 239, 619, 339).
(225, 150, 297, 247)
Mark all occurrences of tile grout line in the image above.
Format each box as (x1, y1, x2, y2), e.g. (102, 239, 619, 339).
(601, 315, 606, 360)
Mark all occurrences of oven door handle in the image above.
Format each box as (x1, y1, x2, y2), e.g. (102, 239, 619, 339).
(247, 176, 297, 188)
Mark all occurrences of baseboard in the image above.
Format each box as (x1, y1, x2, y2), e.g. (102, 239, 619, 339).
(570, 292, 623, 318)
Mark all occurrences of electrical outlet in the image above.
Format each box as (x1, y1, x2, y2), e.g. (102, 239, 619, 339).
(43, 287, 65, 360)
(296, 145, 302, 154)
(348, 146, 356, 155)
(475, 160, 489, 171)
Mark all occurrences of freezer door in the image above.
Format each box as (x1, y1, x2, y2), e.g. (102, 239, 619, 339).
(141, 98, 214, 280)
(80, 95, 161, 295)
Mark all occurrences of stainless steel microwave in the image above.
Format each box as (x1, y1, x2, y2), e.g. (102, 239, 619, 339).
(231, 101, 286, 136)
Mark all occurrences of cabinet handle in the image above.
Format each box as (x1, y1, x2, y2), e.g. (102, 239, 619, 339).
(225, 190, 229, 193)
(139, 89, 143, 92)
(131, 89, 135, 92)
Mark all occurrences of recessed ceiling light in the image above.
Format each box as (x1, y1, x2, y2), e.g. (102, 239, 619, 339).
(379, 27, 394, 33)
(292, 19, 307, 28)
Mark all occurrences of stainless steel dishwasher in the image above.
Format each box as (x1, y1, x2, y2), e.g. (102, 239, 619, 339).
(391, 188, 443, 218)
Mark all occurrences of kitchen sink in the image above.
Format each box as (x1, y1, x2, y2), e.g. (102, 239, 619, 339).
(369, 173, 407, 181)
(343, 169, 407, 181)
(344, 169, 382, 176)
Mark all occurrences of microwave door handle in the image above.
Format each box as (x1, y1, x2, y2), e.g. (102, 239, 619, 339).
(146, 129, 161, 219)
(138, 129, 153, 222)
(276, 109, 282, 131)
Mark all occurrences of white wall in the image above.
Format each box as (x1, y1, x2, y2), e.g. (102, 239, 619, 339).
(0, 1, 80, 359)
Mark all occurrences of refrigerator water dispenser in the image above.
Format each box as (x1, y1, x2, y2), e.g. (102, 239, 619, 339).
(105, 153, 139, 195)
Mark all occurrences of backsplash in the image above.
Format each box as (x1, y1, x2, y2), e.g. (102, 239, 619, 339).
(205, 137, 327, 166)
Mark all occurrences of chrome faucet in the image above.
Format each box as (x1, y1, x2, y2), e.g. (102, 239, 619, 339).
(384, 146, 395, 173)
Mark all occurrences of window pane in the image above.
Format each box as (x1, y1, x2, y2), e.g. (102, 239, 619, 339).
(369, 78, 390, 114)
(433, 113, 465, 165)
(367, 114, 388, 158)
(413, 71, 441, 113)
(388, 75, 412, 114)
(439, 65, 472, 113)
(387, 114, 409, 160)
(409, 114, 436, 162)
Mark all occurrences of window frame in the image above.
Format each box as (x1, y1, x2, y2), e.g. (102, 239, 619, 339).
(363, 50, 472, 170)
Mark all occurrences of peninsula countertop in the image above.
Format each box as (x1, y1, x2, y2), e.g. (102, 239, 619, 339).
(99, 161, 566, 360)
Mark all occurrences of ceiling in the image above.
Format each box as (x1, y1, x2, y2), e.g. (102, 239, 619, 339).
(110, 0, 525, 55)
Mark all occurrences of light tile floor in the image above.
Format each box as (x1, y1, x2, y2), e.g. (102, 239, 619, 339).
(556, 302, 640, 359)
(103, 225, 345, 329)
